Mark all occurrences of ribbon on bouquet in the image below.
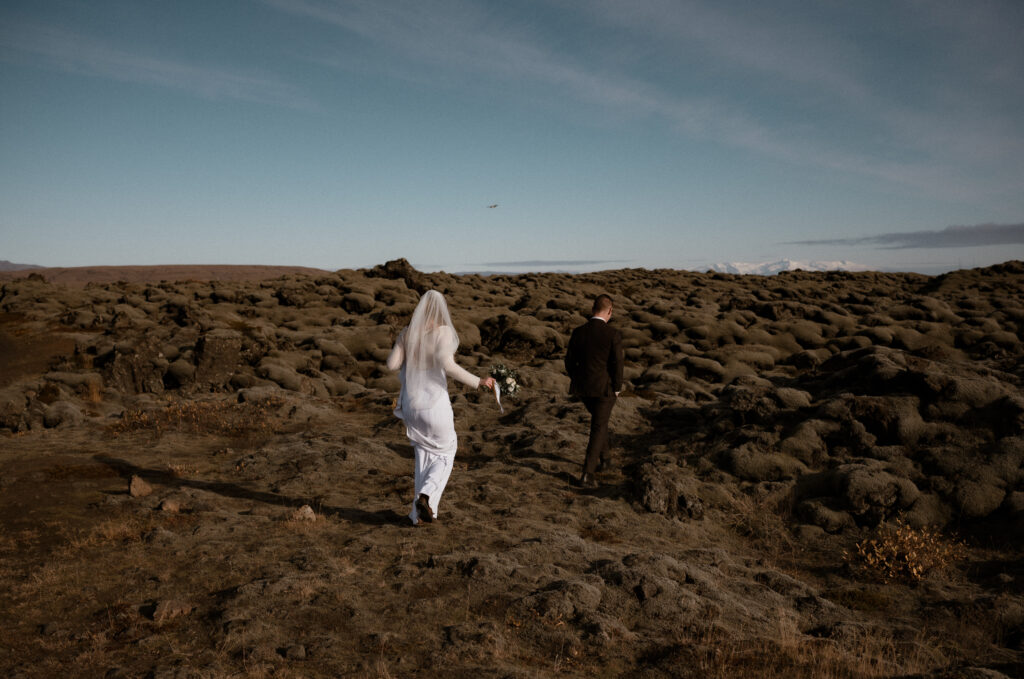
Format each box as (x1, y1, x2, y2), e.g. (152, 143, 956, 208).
(492, 382, 504, 414)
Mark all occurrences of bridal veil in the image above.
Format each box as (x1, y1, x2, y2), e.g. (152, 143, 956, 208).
(402, 290, 460, 410)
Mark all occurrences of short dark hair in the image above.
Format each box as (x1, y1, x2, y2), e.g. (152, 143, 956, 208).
(592, 294, 613, 315)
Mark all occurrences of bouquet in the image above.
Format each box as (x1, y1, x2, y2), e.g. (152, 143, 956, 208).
(490, 363, 521, 398)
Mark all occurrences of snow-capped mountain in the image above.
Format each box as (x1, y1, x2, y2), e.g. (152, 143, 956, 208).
(707, 259, 869, 276)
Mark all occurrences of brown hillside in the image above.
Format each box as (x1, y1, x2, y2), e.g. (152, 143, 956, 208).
(0, 264, 331, 287)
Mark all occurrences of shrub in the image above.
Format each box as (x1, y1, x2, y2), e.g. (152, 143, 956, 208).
(845, 520, 965, 583)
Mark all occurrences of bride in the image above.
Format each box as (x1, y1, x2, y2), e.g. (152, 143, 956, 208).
(386, 290, 495, 525)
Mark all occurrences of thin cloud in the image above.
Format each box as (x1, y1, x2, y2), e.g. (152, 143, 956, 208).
(0, 22, 316, 110)
(580, 0, 1024, 198)
(263, 0, 1024, 202)
(583, 0, 871, 103)
(265, 0, 770, 131)
(786, 223, 1024, 249)
(263, 1, 836, 179)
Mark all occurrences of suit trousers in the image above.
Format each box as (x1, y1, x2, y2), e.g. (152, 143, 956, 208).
(581, 396, 616, 474)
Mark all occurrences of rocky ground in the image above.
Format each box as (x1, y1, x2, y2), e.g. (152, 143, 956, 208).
(1, 259, 1022, 678)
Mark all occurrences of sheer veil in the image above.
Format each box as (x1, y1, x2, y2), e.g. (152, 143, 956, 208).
(402, 290, 459, 408)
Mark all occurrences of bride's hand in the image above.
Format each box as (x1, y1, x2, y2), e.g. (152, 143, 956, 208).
(481, 377, 496, 390)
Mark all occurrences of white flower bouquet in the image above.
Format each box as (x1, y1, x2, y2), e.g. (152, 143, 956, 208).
(489, 363, 521, 399)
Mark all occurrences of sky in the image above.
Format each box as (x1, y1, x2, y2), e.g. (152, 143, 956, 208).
(2, 0, 1023, 275)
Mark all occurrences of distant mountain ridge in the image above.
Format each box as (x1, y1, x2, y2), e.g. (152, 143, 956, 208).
(0, 260, 43, 272)
(0, 264, 331, 287)
(708, 259, 868, 276)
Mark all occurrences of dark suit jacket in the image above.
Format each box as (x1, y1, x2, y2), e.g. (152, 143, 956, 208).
(565, 318, 624, 398)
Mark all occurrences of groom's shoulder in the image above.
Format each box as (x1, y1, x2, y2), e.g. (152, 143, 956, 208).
(578, 318, 619, 341)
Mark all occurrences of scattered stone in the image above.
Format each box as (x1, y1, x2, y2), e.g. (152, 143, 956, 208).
(792, 524, 826, 541)
(954, 479, 1006, 519)
(164, 359, 196, 388)
(158, 498, 182, 513)
(99, 339, 165, 394)
(42, 400, 84, 428)
(195, 330, 243, 385)
(152, 599, 194, 622)
(290, 505, 316, 522)
(341, 292, 375, 314)
(129, 475, 154, 498)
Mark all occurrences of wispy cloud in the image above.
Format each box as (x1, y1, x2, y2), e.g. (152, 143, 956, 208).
(265, 0, 1024, 202)
(583, 0, 871, 103)
(0, 22, 316, 110)
(581, 0, 1024, 197)
(786, 223, 1024, 249)
(263, 1, 842, 177)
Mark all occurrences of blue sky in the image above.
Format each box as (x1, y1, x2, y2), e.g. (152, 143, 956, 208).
(2, 0, 1023, 274)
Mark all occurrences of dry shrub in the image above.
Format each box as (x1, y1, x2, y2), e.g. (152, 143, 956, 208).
(83, 516, 147, 546)
(167, 463, 198, 477)
(845, 520, 966, 583)
(107, 397, 283, 439)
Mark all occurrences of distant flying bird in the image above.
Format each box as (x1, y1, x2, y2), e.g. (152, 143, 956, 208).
(487, 204, 498, 208)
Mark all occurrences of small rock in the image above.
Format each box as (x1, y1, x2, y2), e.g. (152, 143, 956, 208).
(797, 500, 854, 533)
(285, 644, 306, 660)
(158, 499, 182, 513)
(793, 524, 826, 541)
(291, 505, 316, 522)
(164, 359, 196, 388)
(152, 599, 194, 622)
(129, 475, 153, 498)
(43, 400, 83, 428)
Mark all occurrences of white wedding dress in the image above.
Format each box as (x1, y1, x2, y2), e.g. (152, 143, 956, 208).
(386, 292, 480, 524)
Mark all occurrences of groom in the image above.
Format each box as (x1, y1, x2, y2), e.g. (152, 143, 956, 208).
(565, 293, 624, 487)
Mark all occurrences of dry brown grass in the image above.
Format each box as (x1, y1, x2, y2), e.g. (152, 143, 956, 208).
(727, 486, 797, 556)
(674, 613, 947, 679)
(845, 520, 966, 583)
(167, 462, 199, 477)
(7, 514, 155, 603)
(107, 397, 285, 440)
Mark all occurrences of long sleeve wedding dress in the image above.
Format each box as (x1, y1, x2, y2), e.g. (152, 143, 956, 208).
(386, 291, 482, 524)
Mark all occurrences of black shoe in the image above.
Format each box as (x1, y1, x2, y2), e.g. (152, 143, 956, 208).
(577, 473, 597, 488)
(415, 494, 433, 523)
